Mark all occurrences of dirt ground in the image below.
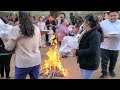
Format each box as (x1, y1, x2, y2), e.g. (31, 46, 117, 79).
(9, 46, 120, 79)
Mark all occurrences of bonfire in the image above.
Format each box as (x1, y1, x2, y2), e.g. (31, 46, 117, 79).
(39, 34, 68, 79)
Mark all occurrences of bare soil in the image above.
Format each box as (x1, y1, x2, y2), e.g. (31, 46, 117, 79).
(9, 46, 120, 79)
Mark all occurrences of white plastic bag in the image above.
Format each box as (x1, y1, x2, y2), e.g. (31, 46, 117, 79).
(0, 19, 13, 38)
(58, 35, 79, 56)
(58, 30, 87, 57)
(0, 19, 5, 25)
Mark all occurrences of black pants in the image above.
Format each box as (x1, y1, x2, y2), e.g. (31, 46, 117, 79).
(0, 54, 12, 78)
(58, 41, 61, 47)
(45, 34, 48, 44)
(101, 49, 119, 75)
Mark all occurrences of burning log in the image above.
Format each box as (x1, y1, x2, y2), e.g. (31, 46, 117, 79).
(39, 71, 44, 76)
(39, 34, 68, 79)
(39, 68, 67, 79)
(46, 70, 54, 79)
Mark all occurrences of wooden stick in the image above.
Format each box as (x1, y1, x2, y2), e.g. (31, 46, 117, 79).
(46, 70, 54, 79)
(40, 69, 65, 79)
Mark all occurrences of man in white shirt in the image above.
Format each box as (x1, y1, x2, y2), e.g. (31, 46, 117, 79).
(99, 11, 120, 79)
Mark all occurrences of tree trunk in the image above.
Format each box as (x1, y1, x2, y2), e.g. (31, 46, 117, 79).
(50, 11, 61, 18)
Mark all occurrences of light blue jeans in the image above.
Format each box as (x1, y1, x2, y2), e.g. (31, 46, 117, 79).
(80, 68, 94, 79)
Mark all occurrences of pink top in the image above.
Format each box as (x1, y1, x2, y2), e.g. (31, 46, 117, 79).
(38, 22, 46, 30)
(57, 24, 71, 41)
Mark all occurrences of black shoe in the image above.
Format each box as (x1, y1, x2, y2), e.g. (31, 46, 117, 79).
(48, 43, 51, 46)
(99, 74, 107, 79)
(62, 55, 68, 58)
(109, 71, 116, 77)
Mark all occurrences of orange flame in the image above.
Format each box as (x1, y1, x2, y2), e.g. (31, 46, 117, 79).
(40, 34, 68, 77)
(51, 33, 58, 45)
(58, 33, 60, 36)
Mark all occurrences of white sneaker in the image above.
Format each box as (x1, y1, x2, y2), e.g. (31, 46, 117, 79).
(0, 77, 4, 79)
(6, 77, 10, 79)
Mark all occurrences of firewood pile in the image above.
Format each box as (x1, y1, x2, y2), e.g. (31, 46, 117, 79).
(39, 67, 65, 79)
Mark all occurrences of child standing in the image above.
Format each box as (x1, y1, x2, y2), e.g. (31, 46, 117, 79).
(47, 25, 54, 46)
(37, 16, 47, 48)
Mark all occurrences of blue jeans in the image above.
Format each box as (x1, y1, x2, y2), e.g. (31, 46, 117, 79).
(15, 65, 40, 79)
(80, 68, 94, 79)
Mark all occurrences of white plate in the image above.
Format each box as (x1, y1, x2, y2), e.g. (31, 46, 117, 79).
(40, 30, 50, 35)
(108, 32, 120, 35)
(40, 30, 49, 32)
(108, 34, 120, 37)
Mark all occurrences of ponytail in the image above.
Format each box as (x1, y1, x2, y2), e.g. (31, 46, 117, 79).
(95, 23, 104, 43)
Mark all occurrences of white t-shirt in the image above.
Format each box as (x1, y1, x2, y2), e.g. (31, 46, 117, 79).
(47, 30, 54, 43)
(100, 19, 120, 50)
(79, 24, 85, 31)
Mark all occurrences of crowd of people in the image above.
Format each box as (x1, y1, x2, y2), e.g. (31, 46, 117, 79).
(0, 11, 120, 79)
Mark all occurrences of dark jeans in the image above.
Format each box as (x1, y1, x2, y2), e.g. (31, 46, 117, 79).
(46, 34, 48, 44)
(58, 41, 61, 47)
(101, 49, 119, 75)
(15, 65, 40, 79)
(0, 54, 12, 78)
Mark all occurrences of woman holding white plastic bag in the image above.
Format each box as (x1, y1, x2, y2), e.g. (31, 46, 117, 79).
(0, 17, 14, 79)
(1, 11, 41, 79)
(58, 23, 87, 57)
(71, 14, 104, 79)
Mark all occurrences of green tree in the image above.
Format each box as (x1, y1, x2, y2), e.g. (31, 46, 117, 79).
(50, 11, 61, 18)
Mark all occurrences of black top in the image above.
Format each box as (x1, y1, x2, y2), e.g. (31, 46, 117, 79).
(45, 20, 56, 32)
(76, 28, 101, 70)
(0, 38, 14, 54)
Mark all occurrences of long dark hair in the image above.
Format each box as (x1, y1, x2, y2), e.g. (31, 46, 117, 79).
(19, 11, 34, 37)
(14, 16, 19, 23)
(85, 14, 104, 42)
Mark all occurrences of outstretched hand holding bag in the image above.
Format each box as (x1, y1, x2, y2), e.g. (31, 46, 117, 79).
(1, 25, 22, 51)
(58, 30, 87, 57)
(71, 30, 87, 57)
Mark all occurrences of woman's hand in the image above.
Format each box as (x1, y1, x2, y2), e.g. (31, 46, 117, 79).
(71, 48, 76, 57)
(1, 33, 8, 44)
(104, 34, 111, 38)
